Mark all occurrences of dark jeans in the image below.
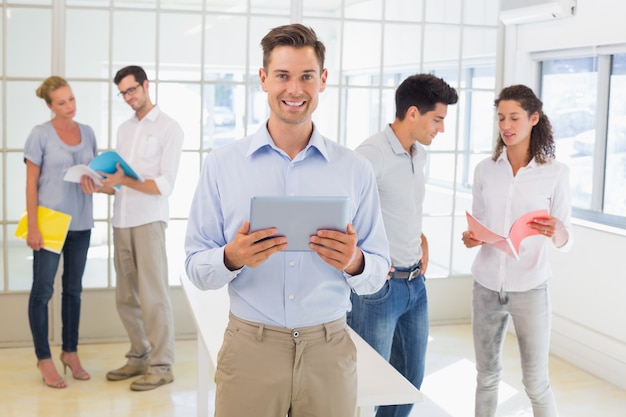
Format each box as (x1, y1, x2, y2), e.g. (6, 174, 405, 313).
(28, 229, 91, 360)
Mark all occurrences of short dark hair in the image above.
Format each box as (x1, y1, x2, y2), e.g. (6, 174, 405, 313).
(114, 65, 148, 86)
(493, 84, 555, 164)
(260, 24, 326, 71)
(395, 74, 458, 120)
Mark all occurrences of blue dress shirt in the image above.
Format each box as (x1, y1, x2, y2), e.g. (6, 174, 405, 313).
(185, 124, 390, 328)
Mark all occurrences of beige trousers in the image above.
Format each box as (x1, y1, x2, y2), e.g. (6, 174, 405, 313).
(113, 221, 174, 373)
(215, 314, 357, 417)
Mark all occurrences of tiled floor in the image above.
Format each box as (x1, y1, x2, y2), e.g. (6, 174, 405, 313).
(2, 324, 625, 417)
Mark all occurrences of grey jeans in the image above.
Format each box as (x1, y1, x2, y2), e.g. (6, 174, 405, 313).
(472, 281, 558, 417)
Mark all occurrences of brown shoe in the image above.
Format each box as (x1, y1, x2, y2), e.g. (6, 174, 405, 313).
(130, 371, 174, 391)
(106, 364, 148, 381)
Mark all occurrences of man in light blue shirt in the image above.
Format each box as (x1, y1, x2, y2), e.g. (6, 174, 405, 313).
(185, 24, 390, 417)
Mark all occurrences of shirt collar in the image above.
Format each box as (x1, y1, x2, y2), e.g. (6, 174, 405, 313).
(383, 124, 422, 158)
(133, 105, 160, 122)
(498, 147, 539, 168)
(247, 122, 329, 161)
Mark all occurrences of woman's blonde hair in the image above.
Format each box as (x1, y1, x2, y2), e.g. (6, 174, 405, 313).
(36, 76, 69, 105)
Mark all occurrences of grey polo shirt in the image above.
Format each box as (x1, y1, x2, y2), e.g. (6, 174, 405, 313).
(355, 124, 425, 268)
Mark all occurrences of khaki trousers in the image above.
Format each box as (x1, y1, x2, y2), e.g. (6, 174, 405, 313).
(215, 314, 357, 417)
(113, 222, 174, 373)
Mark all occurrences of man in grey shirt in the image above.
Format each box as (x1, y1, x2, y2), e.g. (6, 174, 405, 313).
(348, 73, 458, 417)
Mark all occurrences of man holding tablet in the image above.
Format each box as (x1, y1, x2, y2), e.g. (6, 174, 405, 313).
(184, 24, 390, 417)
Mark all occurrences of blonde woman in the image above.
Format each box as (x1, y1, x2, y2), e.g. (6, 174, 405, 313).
(24, 76, 97, 388)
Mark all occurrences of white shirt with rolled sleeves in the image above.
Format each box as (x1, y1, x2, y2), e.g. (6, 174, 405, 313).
(113, 105, 184, 228)
(184, 123, 391, 329)
(470, 148, 573, 292)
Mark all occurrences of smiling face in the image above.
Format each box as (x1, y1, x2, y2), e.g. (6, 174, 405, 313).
(48, 86, 76, 121)
(497, 99, 539, 149)
(259, 45, 327, 127)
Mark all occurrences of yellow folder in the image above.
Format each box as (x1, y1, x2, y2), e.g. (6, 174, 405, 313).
(15, 206, 72, 254)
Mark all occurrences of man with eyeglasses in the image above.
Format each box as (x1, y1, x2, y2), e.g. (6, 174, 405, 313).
(81, 65, 183, 391)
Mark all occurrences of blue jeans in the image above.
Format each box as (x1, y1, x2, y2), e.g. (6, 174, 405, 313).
(348, 269, 428, 417)
(472, 281, 557, 417)
(28, 230, 91, 360)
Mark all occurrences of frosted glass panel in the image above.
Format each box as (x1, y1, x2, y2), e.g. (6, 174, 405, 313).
(423, 24, 461, 67)
(344, 0, 382, 19)
(7, 224, 32, 291)
(166, 220, 188, 286)
(344, 88, 381, 150)
(7, 152, 26, 220)
(313, 86, 339, 144)
(157, 83, 201, 151)
(251, 0, 289, 14)
(159, 13, 202, 81)
(6, 8, 51, 77)
(425, 0, 462, 23)
(384, 23, 422, 71)
(205, 15, 247, 77)
(161, 0, 202, 10)
(343, 22, 381, 86)
(170, 153, 200, 219)
(71, 81, 111, 150)
(386, 0, 424, 21)
(112, 10, 156, 70)
(202, 84, 246, 151)
(464, 0, 500, 25)
(6, 81, 50, 149)
(66, 9, 110, 78)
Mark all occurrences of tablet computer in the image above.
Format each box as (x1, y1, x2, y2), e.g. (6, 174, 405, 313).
(249, 196, 350, 251)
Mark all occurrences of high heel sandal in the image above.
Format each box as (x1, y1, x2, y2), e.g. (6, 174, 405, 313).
(37, 359, 67, 389)
(60, 352, 90, 381)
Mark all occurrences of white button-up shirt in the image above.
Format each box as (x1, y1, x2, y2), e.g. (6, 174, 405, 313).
(471, 149, 573, 292)
(113, 106, 184, 228)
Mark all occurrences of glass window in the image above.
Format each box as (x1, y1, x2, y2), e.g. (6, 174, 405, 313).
(65, 9, 110, 79)
(6, 8, 51, 78)
(425, 0, 462, 24)
(343, 22, 382, 87)
(202, 84, 246, 151)
(71, 81, 111, 149)
(159, 12, 202, 81)
(157, 82, 202, 150)
(7, 81, 49, 150)
(604, 54, 626, 217)
(112, 10, 156, 69)
(540, 53, 626, 227)
(384, 23, 423, 71)
(541, 57, 598, 211)
(344, 0, 383, 19)
(385, 0, 424, 22)
(204, 14, 248, 80)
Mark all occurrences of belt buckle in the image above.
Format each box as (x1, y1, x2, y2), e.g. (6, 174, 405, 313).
(407, 268, 420, 281)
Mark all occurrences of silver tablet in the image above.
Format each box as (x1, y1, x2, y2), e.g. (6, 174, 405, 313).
(249, 196, 350, 251)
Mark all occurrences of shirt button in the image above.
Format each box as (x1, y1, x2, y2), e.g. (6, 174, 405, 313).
(288, 294, 295, 300)
(289, 261, 295, 267)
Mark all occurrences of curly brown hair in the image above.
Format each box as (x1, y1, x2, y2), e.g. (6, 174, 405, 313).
(492, 85, 555, 164)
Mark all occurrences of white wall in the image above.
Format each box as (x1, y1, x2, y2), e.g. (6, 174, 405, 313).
(500, 0, 626, 390)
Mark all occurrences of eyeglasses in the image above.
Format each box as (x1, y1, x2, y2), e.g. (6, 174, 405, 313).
(118, 84, 142, 98)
